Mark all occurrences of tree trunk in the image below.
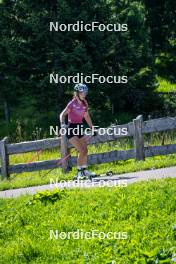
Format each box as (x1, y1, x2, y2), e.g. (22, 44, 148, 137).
(4, 99, 10, 124)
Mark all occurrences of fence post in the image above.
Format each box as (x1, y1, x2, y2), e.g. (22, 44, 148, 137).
(133, 115, 145, 161)
(0, 137, 9, 180)
(60, 134, 72, 173)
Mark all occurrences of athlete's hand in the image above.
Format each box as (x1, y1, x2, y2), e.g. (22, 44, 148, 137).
(60, 123, 68, 129)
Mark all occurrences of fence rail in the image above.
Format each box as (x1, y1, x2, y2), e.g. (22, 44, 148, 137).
(0, 115, 176, 179)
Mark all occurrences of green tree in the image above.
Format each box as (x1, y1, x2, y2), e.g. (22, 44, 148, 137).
(0, 0, 164, 140)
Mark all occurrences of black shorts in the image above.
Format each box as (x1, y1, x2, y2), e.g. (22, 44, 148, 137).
(66, 123, 84, 140)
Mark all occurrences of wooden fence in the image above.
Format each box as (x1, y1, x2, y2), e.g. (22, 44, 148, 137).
(0, 115, 176, 180)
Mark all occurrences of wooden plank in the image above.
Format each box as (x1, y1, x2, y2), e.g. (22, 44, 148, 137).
(87, 149, 134, 165)
(9, 149, 134, 174)
(143, 117, 176, 134)
(68, 123, 134, 148)
(0, 137, 9, 179)
(133, 115, 145, 161)
(7, 137, 61, 154)
(9, 158, 63, 174)
(145, 144, 176, 157)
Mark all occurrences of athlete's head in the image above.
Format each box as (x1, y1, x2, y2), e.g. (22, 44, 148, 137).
(74, 83, 88, 100)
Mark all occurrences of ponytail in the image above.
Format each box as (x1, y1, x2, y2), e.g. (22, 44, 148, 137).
(73, 92, 88, 111)
(82, 99, 88, 111)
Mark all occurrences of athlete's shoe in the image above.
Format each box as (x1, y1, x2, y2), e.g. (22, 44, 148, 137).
(82, 168, 96, 178)
(75, 169, 89, 180)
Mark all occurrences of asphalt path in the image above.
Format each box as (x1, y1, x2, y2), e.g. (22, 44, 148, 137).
(0, 166, 175, 198)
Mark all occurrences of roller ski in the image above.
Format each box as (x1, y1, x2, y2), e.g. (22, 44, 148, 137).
(90, 170, 113, 179)
(73, 168, 96, 181)
(96, 171, 113, 177)
(73, 169, 113, 181)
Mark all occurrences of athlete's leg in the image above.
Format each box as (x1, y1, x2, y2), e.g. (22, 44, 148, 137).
(78, 136, 96, 177)
(78, 136, 88, 165)
(69, 136, 88, 166)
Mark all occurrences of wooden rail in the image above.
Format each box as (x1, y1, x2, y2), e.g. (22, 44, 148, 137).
(0, 115, 176, 179)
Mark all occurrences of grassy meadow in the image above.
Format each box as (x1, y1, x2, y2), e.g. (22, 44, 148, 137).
(0, 179, 176, 263)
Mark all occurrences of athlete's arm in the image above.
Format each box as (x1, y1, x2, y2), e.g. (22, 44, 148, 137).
(84, 111, 93, 128)
(60, 108, 69, 124)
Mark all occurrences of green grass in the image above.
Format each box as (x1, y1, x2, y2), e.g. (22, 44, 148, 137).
(156, 76, 176, 92)
(0, 131, 176, 191)
(0, 179, 176, 263)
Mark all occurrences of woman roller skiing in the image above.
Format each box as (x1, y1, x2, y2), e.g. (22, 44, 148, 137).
(60, 84, 97, 180)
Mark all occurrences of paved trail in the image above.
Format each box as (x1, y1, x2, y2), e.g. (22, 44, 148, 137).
(0, 166, 175, 198)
